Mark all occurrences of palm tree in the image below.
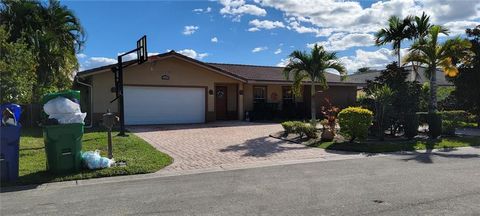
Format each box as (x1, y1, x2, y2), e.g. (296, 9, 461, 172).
(0, 0, 85, 100)
(283, 44, 346, 126)
(375, 15, 413, 66)
(408, 12, 448, 81)
(404, 25, 471, 113)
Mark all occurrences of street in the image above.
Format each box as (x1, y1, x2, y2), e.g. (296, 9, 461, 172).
(2, 147, 480, 216)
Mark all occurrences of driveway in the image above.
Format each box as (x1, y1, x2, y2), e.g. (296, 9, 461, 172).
(129, 121, 366, 172)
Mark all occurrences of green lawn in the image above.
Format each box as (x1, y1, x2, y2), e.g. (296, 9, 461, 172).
(311, 136, 480, 153)
(10, 127, 172, 186)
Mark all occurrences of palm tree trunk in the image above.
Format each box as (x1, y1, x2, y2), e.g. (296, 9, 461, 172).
(310, 81, 317, 126)
(397, 41, 401, 67)
(429, 68, 438, 113)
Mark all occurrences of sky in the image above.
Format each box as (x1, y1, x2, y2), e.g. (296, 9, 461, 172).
(68, 0, 480, 74)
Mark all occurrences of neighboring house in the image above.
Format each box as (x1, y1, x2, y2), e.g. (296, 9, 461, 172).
(348, 65, 454, 88)
(76, 51, 359, 125)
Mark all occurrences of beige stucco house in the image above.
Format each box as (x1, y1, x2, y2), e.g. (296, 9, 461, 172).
(76, 51, 359, 125)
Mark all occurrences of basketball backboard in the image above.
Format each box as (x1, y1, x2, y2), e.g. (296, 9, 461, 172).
(137, 35, 147, 64)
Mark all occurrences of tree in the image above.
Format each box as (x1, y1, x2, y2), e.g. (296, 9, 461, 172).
(364, 63, 422, 137)
(375, 15, 413, 66)
(369, 85, 393, 141)
(283, 44, 346, 126)
(0, 26, 37, 103)
(355, 67, 370, 74)
(0, 0, 85, 101)
(452, 25, 480, 127)
(404, 25, 471, 113)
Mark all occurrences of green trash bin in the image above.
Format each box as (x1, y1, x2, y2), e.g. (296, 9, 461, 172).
(43, 123, 83, 174)
(42, 90, 84, 174)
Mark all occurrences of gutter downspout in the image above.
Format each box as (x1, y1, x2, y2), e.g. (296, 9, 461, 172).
(75, 76, 93, 128)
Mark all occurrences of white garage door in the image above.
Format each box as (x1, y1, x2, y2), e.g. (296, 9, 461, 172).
(124, 86, 205, 125)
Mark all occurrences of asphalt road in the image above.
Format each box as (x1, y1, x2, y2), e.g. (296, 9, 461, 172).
(2, 148, 480, 216)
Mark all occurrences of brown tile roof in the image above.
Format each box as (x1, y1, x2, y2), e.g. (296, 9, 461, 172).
(207, 63, 350, 84)
(77, 51, 359, 85)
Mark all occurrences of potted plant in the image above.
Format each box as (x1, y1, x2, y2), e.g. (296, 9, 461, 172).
(320, 99, 339, 141)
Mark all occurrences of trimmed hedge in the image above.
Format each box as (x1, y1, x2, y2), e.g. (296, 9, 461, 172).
(281, 121, 318, 139)
(428, 113, 442, 138)
(404, 113, 419, 139)
(338, 107, 373, 142)
(281, 121, 296, 134)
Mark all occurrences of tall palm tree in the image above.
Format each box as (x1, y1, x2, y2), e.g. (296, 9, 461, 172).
(0, 0, 85, 100)
(404, 25, 471, 113)
(375, 15, 413, 66)
(283, 44, 346, 126)
(408, 12, 448, 81)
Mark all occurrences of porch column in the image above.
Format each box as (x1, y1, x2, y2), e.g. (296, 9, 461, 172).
(238, 83, 244, 120)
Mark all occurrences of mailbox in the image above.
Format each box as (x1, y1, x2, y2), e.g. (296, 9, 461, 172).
(102, 111, 118, 159)
(102, 112, 118, 129)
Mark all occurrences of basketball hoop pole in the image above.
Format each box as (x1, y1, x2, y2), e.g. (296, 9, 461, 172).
(111, 35, 147, 137)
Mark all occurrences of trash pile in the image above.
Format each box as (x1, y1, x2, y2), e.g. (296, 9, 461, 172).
(1, 107, 18, 126)
(43, 97, 86, 125)
(81, 150, 115, 169)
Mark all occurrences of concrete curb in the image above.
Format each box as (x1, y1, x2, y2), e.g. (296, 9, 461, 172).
(2, 146, 479, 192)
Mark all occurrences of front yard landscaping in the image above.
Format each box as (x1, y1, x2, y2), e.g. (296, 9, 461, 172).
(311, 136, 480, 153)
(9, 127, 172, 186)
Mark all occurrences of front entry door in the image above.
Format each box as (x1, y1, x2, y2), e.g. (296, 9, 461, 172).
(215, 86, 228, 120)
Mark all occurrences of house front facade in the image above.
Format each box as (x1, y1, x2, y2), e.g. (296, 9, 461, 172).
(76, 51, 359, 125)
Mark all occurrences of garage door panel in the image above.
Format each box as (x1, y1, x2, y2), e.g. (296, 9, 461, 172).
(124, 86, 205, 125)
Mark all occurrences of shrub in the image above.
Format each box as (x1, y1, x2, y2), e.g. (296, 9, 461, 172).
(427, 113, 442, 139)
(281, 121, 317, 138)
(404, 113, 419, 139)
(296, 123, 318, 139)
(442, 120, 456, 136)
(440, 110, 468, 122)
(338, 107, 373, 142)
(281, 121, 296, 134)
(417, 112, 428, 125)
(438, 110, 469, 136)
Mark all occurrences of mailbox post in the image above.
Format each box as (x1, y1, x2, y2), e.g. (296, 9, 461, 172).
(102, 111, 118, 159)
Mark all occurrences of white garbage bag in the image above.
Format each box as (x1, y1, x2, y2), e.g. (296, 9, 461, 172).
(43, 97, 86, 124)
(81, 150, 115, 170)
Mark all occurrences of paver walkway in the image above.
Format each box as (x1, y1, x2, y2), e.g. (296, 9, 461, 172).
(129, 121, 367, 172)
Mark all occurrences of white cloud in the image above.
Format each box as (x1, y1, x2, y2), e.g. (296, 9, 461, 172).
(339, 48, 408, 73)
(308, 33, 376, 51)
(76, 53, 87, 59)
(79, 52, 161, 71)
(274, 48, 282, 54)
(193, 7, 212, 13)
(118, 52, 161, 61)
(81, 57, 117, 71)
(443, 20, 480, 35)
(219, 0, 267, 21)
(252, 46, 268, 53)
(248, 27, 260, 32)
(287, 20, 333, 37)
(253, 0, 480, 37)
(417, 0, 480, 23)
(177, 49, 209, 60)
(211, 37, 218, 43)
(276, 58, 291, 67)
(248, 19, 285, 31)
(183, 25, 199, 35)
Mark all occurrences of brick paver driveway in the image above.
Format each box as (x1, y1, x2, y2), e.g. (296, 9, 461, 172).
(129, 121, 363, 172)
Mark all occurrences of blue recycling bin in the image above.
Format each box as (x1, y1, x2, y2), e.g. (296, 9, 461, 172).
(0, 103, 22, 182)
(0, 104, 22, 123)
(0, 125, 21, 182)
